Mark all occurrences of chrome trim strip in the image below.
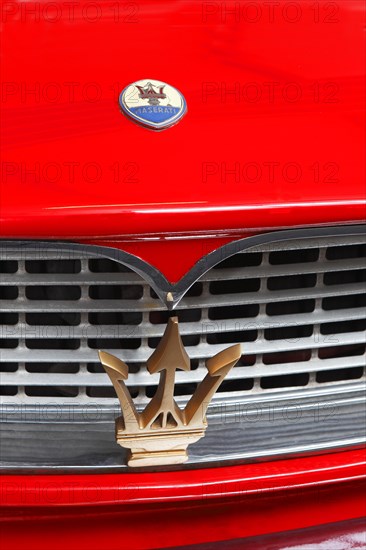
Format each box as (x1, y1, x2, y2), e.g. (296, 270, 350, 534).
(0, 385, 365, 471)
(1, 224, 365, 308)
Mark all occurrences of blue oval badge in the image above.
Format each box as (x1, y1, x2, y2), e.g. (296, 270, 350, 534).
(119, 79, 187, 131)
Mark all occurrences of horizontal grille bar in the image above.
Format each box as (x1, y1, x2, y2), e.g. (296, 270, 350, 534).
(201, 257, 365, 281)
(1, 282, 364, 313)
(0, 272, 143, 286)
(180, 283, 366, 309)
(1, 257, 364, 285)
(2, 307, 364, 339)
(2, 331, 365, 365)
(1, 354, 365, 388)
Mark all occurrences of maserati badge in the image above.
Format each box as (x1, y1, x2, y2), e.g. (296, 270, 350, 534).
(119, 79, 187, 130)
(99, 317, 241, 467)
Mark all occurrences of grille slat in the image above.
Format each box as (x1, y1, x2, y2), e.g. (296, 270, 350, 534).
(1, 282, 365, 312)
(202, 257, 365, 281)
(1, 257, 364, 285)
(0, 273, 143, 285)
(1, 232, 365, 406)
(179, 283, 366, 309)
(1, 353, 365, 389)
(0, 298, 159, 312)
(2, 306, 365, 339)
(1, 330, 365, 365)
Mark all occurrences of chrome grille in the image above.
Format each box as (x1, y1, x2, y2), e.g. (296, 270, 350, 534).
(1, 233, 365, 407)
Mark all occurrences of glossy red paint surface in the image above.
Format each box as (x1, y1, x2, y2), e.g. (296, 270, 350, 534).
(1, 450, 366, 549)
(204, 519, 366, 550)
(1, 0, 365, 247)
(87, 235, 246, 282)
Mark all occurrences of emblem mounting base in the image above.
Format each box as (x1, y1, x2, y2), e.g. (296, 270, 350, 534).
(116, 417, 206, 466)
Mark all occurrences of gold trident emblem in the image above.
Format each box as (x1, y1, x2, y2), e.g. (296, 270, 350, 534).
(98, 317, 241, 467)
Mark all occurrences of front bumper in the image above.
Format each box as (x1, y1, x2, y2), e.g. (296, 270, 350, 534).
(1, 449, 365, 549)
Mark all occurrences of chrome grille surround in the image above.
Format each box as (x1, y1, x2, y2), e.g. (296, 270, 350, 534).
(1, 225, 365, 470)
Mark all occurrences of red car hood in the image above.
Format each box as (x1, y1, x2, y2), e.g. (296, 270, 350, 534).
(1, 1, 365, 239)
